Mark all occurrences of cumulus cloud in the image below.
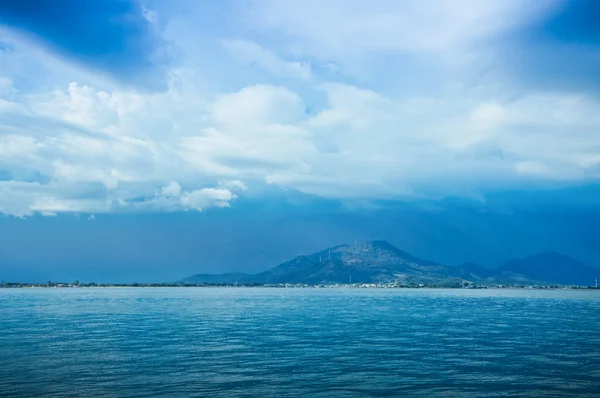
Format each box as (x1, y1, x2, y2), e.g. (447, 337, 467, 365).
(181, 188, 236, 211)
(2, 72, 600, 217)
(158, 181, 182, 197)
(210, 84, 306, 127)
(219, 180, 248, 192)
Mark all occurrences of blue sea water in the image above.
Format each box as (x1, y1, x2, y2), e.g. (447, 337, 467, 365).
(1, 288, 600, 397)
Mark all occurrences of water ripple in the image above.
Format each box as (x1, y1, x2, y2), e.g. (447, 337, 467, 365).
(1, 288, 599, 397)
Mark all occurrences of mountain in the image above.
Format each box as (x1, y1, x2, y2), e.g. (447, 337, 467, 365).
(495, 251, 598, 286)
(457, 262, 496, 279)
(184, 240, 472, 286)
(182, 241, 599, 286)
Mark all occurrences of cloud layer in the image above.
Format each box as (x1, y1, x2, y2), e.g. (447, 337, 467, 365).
(1, 0, 599, 217)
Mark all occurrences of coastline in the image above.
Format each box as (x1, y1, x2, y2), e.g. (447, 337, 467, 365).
(2, 283, 599, 290)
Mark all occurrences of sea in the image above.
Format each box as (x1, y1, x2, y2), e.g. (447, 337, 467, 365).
(1, 287, 599, 397)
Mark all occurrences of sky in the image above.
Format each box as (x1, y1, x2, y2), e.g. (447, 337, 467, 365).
(1, 0, 599, 282)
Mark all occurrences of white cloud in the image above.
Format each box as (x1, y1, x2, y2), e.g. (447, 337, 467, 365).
(181, 188, 236, 211)
(2, 73, 600, 217)
(223, 40, 311, 80)
(29, 82, 119, 129)
(469, 103, 506, 130)
(0, 182, 39, 218)
(210, 84, 306, 127)
(0, 181, 111, 218)
(158, 181, 182, 197)
(219, 180, 248, 191)
(309, 83, 397, 130)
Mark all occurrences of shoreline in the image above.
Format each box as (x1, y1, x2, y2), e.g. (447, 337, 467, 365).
(2, 283, 599, 290)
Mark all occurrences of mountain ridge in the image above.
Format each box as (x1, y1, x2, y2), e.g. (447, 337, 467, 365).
(182, 241, 599, 286)
(495, 251, 597, 286)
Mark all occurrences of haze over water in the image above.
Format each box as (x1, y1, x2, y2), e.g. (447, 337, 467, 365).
(1, 288, 600, 397)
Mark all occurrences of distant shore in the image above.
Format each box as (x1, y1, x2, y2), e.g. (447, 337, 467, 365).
(1, 282, 599, 290)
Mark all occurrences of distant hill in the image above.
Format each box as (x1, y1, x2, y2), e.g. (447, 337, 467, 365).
(495, 251, 598, 286)
(181, 272, 257, 285)
(458, 262, 496, 279)
(184, 240, 477, 286)
(182, 241, 599, 286)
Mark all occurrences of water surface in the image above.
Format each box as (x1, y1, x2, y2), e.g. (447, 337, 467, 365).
(1, 288, 599, 397)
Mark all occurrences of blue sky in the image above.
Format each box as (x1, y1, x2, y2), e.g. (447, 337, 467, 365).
(1, 0, 599, 281)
